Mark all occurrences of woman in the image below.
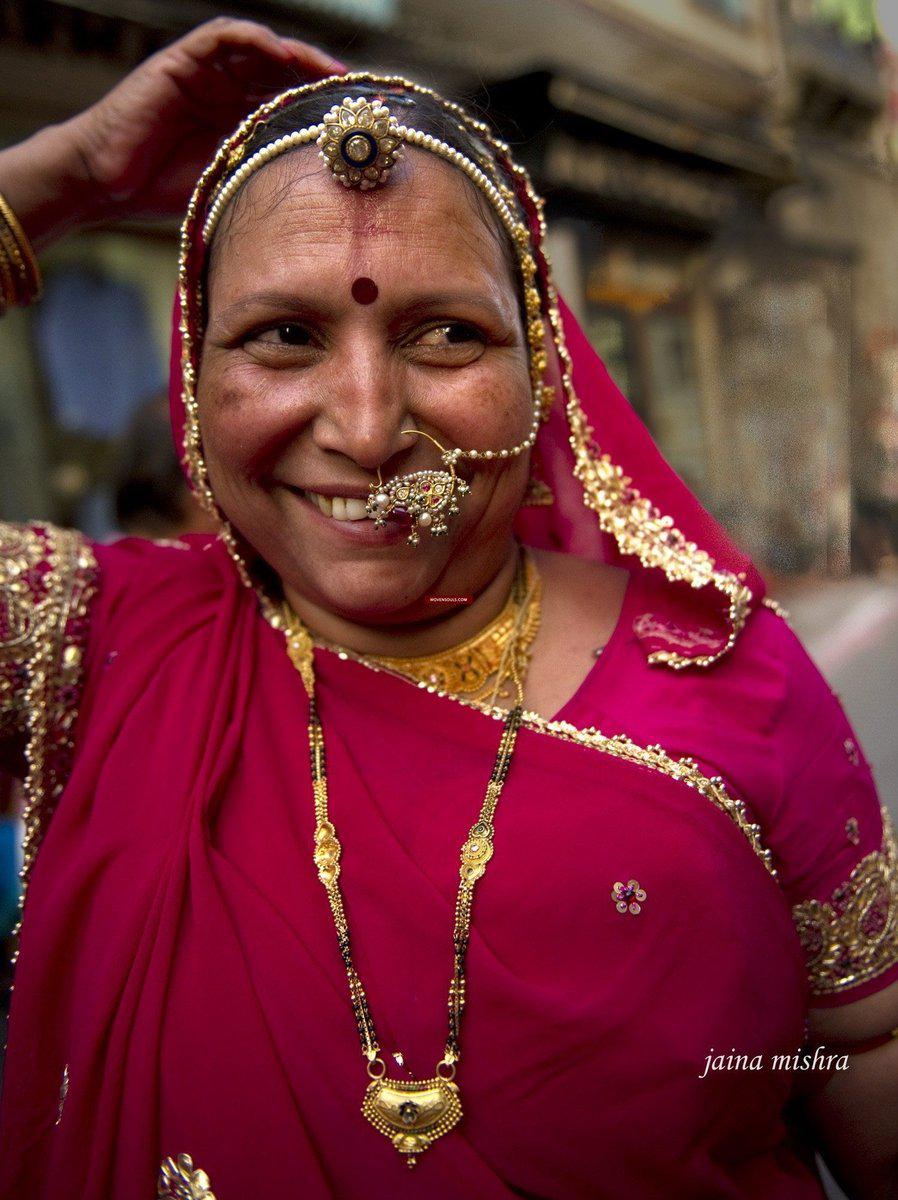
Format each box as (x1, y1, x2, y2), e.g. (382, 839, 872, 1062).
(0, 20, 896, 1200)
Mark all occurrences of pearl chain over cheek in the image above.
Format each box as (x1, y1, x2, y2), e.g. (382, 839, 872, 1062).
(439, 383, 543, 462)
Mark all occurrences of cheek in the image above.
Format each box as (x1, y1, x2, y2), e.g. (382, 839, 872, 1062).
(418, 360, 532, 448)
(197, 358, 312, 479)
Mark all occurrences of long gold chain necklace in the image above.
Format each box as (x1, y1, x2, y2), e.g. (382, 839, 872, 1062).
(314, 548, 541, 706)
(280, 553, 535, 1167)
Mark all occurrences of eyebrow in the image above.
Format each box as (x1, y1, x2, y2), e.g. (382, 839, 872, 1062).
(212, 290, 334, 329)
(212, 286, 513, 331)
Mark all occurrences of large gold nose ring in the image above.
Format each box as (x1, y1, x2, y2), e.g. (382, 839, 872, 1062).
(366, 429, 469, 546)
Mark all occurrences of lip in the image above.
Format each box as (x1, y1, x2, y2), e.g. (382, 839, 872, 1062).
(282, 485, 414, 546)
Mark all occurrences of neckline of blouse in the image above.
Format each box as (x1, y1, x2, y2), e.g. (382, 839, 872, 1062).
(308, 559, 640, 728)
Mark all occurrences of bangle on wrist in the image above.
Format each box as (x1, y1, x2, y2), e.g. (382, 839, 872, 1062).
(0, 190, 42, 315)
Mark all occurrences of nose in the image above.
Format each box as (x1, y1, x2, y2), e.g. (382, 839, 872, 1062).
(310, 336, 410, 472)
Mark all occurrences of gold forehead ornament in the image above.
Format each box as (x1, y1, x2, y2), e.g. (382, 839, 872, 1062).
(202, 96, 522, 242)
(318, 96, 401, 188)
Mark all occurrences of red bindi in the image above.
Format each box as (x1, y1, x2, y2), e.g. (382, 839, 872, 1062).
(351, 276, 379, 305)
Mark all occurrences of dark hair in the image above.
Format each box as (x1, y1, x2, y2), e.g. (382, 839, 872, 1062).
(208, 79, 527, 316)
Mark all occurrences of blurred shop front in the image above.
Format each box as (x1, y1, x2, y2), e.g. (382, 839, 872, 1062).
(482, 71, 854, 576)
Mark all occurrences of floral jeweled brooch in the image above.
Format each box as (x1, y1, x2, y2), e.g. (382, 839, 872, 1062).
(612, 879, 647, 915)
(318, 97, 401, 189)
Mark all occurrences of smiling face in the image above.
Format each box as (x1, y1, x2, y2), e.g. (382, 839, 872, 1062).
(197, 145, 533, 625)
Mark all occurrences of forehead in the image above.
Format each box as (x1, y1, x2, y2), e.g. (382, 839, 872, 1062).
(206, 147, 513, 301)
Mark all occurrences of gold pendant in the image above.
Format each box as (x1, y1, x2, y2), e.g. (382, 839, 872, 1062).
(362, 1074, 462, 1167)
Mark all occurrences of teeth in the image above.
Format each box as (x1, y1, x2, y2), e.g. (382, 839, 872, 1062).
(306, 490, 368, 521)
(344, 498, 368, 520)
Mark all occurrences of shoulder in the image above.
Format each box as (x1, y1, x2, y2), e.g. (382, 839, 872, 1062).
(91, 531, 236, 623)
(731, 599, 858, 782)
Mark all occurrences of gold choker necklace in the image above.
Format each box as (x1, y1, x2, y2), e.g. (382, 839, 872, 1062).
(317, 549, 541, 706)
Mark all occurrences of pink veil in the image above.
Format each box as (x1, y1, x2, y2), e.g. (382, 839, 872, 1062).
(170, 75, 766, 671)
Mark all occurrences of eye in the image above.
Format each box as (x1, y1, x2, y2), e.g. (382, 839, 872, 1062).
(253, 323, 313, 347)
(241, 322, 319, 366)
(407, 322, 487, 366)
(418, 323, 482, 346)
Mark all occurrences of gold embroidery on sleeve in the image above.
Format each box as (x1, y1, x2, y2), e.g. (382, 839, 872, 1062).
(793, 807, 898, 995)
(1, 521, 98, 963)
(158, 1153, 217, 1199)
(1, 522, 45, 738)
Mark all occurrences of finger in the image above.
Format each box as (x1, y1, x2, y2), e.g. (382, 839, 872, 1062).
(165, 19, 342, 100)
(174, 18, 341, 80)
(169, 48, 321, 119)
(175, 18, 293, 67)
(278, 37, 346, 76)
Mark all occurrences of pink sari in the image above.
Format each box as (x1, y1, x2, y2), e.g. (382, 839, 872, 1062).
(2, 79, 897, 1198)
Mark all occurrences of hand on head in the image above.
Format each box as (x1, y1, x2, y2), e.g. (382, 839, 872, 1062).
(0, 20, 344, 245)
(67, 19, 344, 223)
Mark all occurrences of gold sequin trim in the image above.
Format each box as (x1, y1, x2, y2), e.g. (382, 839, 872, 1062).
(539, 273, 751, 670)
(793, 807, 898, 995)
(525, 715, 776, 875)
(301, 639, 777, 877)
(1, 521, 98, 962)
(762, 597, 791, 622)
(158, 1153, 217, 1199)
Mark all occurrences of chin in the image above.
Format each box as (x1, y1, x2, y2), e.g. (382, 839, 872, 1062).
(230, 489, 499, 621)
(280, 543, 452, 623)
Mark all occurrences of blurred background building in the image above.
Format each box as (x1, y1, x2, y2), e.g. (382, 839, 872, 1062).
(1, 0, 897, 578)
